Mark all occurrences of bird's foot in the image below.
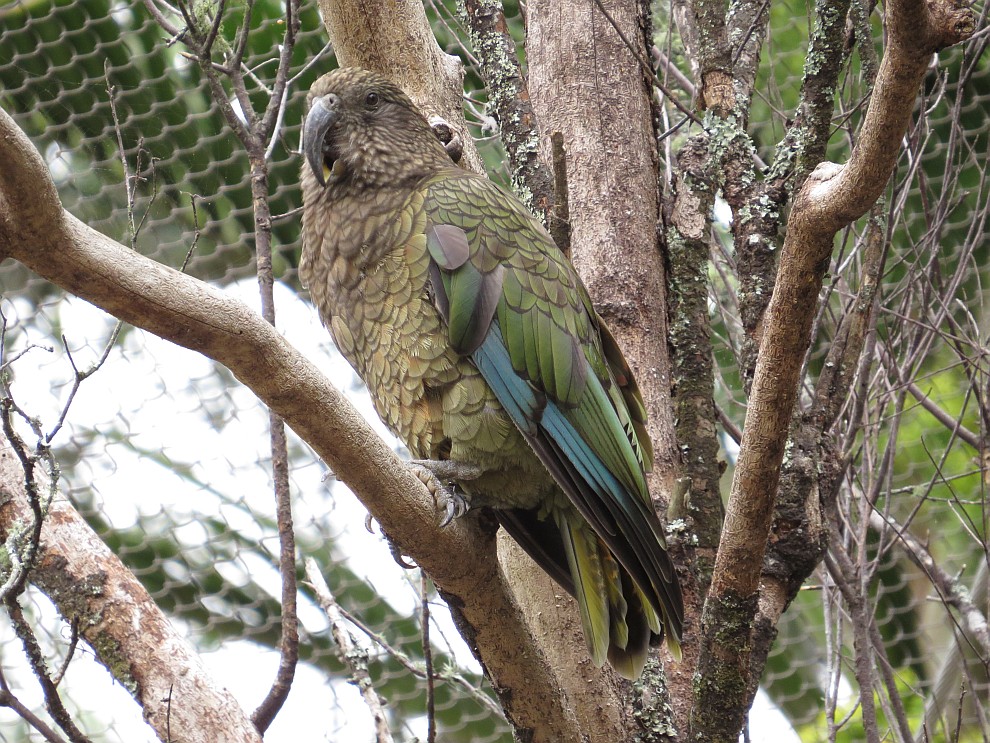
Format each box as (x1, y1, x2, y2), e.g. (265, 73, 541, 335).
(409, 459, 482, 527)
(410, 459, 483, 481)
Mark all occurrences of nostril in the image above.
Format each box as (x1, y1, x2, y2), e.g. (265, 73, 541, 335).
(326, 93, 341, 107)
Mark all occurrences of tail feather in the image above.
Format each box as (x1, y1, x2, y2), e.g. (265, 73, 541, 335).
(606, 569, 654, 679)
(497, 505, 678, 677)
(558, 514, 659, 679)
(558, 514, 610, 667)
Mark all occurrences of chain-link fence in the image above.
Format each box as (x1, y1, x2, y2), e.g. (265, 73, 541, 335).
(1, 0, 988, 740)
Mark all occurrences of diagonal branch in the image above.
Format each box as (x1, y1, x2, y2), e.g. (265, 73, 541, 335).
(692, 0, 974, 738)
(0, 437, 262, 743)
(801, 0, 974, 232)
(869, 510, 990, 658)
(0, 105, 580, 743)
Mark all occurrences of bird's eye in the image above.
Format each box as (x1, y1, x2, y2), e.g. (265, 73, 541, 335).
(365, 92, 380, 108)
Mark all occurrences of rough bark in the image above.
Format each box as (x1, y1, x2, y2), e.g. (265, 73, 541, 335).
(664, 136, 722, 699)
(526, 0, 677, 513)
(691, 0, 973, 737)
(526, 0, 683, 737)
(463, 0, 560, 232)
(0, 439, 263, 743)
(0, 104, 582, 743)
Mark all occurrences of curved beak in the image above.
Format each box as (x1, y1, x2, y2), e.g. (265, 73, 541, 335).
(303, 96, 338, 188)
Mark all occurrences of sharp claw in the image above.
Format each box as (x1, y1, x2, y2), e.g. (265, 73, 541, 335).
(388, 537, 417, 569)
(439, 498, 456, 528)
(437, 482, 470, 528)
(408, 460, 475, 527)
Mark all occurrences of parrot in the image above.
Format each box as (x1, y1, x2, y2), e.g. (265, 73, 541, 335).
(300, 67, 683, 679)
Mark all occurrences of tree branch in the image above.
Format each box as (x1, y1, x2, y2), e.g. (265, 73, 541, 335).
(692, 0, 974, 737)
(462, 0, 561, 236)
(870, 511, 990, 658)
(0, 662, 69, 743)
(305, 558, 394, 743)
(0, 437, 262, 743)
(0, 104, 580, 743)
(527, 0, 684, 737)
(802, 0, 973, 231)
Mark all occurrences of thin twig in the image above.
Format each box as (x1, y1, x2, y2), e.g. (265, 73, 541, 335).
(591, 0, 700, 124)
(5, 600, 91, 743)
(866, 619, 914, 743)
(824, 542, 882, 743)
(179, 193, 202, 273)
(143, 0, 304, 727)
(869, 510, 990, 657)
(421, 573, 436, 743)
(0, 662, 69, 743)
(334, 603, 503, 716)
(0, 399, 47, 603)
(259, 0, 300, 140)
(905, 382, 982, 450)
(0, 343, 54, 373)
(272, 205, 304, 224)
(652, 47, 696, 98)
(305, 559, 394, 743)
(288, 40, 334, 87)
(46, 324, 122, 444)
(231, 0, 255, 70)
(51, 619, 79, 688)
(201, 0, 228, 58)
(104, 63, 137, 248)
(141, 0, 185, 44)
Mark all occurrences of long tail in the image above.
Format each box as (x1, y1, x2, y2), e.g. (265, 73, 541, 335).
(499, 507, 680, 679)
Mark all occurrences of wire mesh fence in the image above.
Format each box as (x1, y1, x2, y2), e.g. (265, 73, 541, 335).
(0, 0, 988, 740)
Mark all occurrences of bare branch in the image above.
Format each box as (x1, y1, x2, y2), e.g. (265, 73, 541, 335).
(140, 0, 184, 40)
(421, 573, 437, 743)
(462, 0, 558, 223)
(0, 103, 579, 743)
(250, 411, 299, 733)
(906, 381, 982, 450)
(46, 324, 122, 444)
(258, 0, 300, 142)
(4, 600, 92, 743)
(340, 601, 503, 716)
(870, 510, 990, 658)
(802, 0, 974, 231)
(823, 548, 881, 743)
(694, 0, 975, 737)
(0, 435, 262, 742)
(0, 662, 69, 743)
(305, 558, 393, 743)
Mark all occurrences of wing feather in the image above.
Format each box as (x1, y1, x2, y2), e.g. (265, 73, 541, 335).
(422, 168, 683, 645)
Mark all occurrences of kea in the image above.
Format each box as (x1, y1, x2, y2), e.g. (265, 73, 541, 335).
(300, 67, 683, 679)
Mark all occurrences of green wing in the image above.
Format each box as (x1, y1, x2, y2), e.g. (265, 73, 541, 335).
(421, 169, 682, 660)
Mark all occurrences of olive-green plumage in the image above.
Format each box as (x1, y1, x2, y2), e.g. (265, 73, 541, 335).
(300, 68, 683, 679)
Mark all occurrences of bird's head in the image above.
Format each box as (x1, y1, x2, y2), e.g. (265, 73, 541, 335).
(303, 67, 451, 191)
